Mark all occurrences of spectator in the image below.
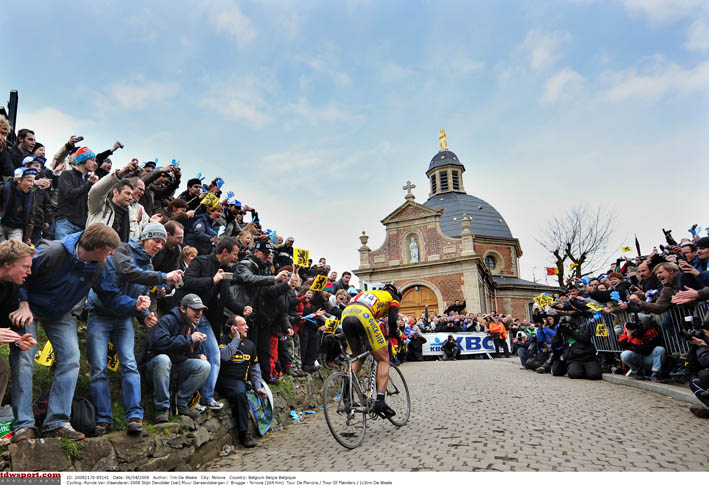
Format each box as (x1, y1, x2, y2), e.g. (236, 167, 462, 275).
(488, 315, 510, 358)
(0, 167, 38, 242)
(0, 117, 14, 178)
(86, 223, 180, 435)
(333, 271, 352, 292)
(6, 129, 35, 171)
(217, 315, 266, 447)
(623, 262, 682, 314)
(54, 146, 99, 239)
(557, 319, 601, 380)
(146, 294, 211, 422)
(10, 223, 121, 440)
(618, 313, 665, 382)
(140, 164, 181, 217)
(445, 299, 466, 314)
(441, 335, 460, 360)
(126, 177, 150, 240)
(178, 178, 204, 211)
(406, 332, 427, 361)
(86, 159, 140, 242)
(181, 245, 198, 267)
(0, 241, 37, 413)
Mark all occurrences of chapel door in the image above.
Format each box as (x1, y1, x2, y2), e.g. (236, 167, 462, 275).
(399, 285, 438, 320)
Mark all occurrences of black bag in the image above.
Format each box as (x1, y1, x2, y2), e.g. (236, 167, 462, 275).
(70, 397, 96, 437)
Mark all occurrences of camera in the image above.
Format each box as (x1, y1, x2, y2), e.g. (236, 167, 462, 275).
(625, 312, 653, 332)
(515, 331, 526, 340)
(662, 228, 678, 247)
(682, 315, 709, 343)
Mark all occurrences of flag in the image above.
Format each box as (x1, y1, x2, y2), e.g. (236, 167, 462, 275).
(546, 267, 558, 276)
(635, 234, 641, 256)
(569, 263, 579, 271)
(621, 246, 633, 254)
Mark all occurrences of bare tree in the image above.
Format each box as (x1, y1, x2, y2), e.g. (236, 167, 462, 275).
(536, 206, 616, 287)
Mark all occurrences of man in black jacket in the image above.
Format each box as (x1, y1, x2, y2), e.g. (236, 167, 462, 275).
(231, 241, 289, 380)
(54, 146, 99, 239)
(175, 237, 251, 410)
(557, 319, 601, 380)
(441, 334, 460, 360)
(0, 168, 38, 242)
(147, 294, 211, 422)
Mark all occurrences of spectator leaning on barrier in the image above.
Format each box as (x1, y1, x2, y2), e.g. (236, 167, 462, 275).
(0, 241, 38, 408)
(146, 294, 211, 422)
(10, 223, 121, 441)
(216, 315, 266, 448)
(621, 262, 682, 314)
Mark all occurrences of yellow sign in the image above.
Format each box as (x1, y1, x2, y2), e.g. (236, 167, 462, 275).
(310, 275, 328, 292)
(323, 318, 339, 334)
(200, 192, 220, 210)
(595, 323, 608, 337)
(293, 248, 310, 268)
(107, 341, 120, 373)
(621, 246, 633, 254)
(34, 341, 55, 367)
(586, 301, 605, 312)
(569, 263, 579, 271)
(533, 295, 554, 307)
(188, 391, 201, 410)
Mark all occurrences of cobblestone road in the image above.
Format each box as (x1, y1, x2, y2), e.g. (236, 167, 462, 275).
(209, 358, 709, 472)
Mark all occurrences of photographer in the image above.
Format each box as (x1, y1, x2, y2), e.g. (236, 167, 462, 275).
(686, 316, 709, 418)
(557, 317, 601, 380)
(618, 312, 665, 381)
(441, 334, 460, 361)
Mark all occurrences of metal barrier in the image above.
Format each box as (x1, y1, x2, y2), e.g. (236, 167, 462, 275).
(573, 302, 709, 355)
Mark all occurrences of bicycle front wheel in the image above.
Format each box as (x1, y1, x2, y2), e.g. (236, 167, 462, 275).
(322, 371, 366, 449)
(386, 364, 411, 427)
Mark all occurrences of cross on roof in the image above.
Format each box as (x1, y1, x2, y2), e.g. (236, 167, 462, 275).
(402, 180, 416, 200)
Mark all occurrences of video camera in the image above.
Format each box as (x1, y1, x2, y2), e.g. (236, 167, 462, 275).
(625, 312, 654, 332)
(557, 315, 576, 334)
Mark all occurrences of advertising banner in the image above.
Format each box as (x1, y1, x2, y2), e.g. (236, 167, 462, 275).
(422, 332, 509, 356)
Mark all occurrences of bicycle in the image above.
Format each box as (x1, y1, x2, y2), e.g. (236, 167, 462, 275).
(321, 333, 411, 449)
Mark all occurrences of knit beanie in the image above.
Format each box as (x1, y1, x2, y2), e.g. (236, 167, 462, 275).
(140, 222, 167, 242)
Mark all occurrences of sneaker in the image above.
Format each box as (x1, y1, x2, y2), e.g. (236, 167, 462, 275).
(286, 366, 301, 377)
(177, 406, 201, 419)
(11, 427, 35, 443)
(373, 400, 396, 419)
(650, 372, 662, 383)
(154, 408, 170, 424)
(239, 430, 256, 448)
(302, 364, 320, 373)
(125, 418, 143, 435)
(44, 423, 85, 441)
(194, 404, 207, 413)
(206, 400, 224, 410)
(94, 422, 110, 437)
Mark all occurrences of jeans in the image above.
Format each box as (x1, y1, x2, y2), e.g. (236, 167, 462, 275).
(40, 312, 81, 431)
(54, 218, 83, 240)
(196, 320, 219, 404)
(147, 355, 210, 409)
(9, 323, 37, 431)
(621, 346, 666, 373)
(0, 225, 23, 242)
(216, 377, 249, 431)
(87, 312, 143, 423)
(518, 347, 528, 367)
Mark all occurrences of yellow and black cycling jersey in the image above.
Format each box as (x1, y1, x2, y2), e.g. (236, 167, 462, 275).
(348, 290, 399, 320)
(341, 290, 400, 353)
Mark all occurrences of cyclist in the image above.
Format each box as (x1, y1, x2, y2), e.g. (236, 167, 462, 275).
(340, 282, 401, 418)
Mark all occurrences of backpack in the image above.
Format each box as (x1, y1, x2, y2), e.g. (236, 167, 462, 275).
(70, 397, 97, 437)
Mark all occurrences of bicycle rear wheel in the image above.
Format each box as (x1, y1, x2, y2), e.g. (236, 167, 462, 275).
(322, 371, 366, 449)
(386, 364, 411, 427)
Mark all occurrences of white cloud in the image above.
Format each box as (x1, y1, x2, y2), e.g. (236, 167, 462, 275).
(303, 57, 351, 86)
(452, 58, 485, 74)
(686, 17, 709, 50)
(15, 108, 86, 161)
(380, 63, 414, 82)
(106, 81, 180, 110)
(600, 57, 709, 101)
(541, 68, 584, 103)
(286, 98, 361, 125)
(200, 0, 257, 47)
(519, 30, 572, 70)
(619, 0, 705, 22)
(203, 78, 272, 127)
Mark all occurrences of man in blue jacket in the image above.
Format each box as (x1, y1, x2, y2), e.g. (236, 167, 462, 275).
(86, 222, 184, 435)
(147, 294, 211, 423)
(9, 223, 137, 441)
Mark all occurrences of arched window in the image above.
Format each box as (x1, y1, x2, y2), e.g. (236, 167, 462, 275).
(485, 255, 497, 272)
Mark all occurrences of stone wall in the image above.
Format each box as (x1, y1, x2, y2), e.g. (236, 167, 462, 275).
(0, 374, 326, 472)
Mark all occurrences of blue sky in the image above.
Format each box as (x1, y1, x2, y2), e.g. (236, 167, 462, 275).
(2, 0, 708, 287)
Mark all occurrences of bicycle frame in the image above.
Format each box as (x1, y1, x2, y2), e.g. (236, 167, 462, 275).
(342, 349, 379, 416)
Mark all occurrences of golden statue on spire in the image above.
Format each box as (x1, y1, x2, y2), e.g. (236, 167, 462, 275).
(439, 129, 447, 151)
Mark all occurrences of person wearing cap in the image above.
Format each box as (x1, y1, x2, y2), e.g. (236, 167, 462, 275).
(54, 146, 100, 239)
(19, 156, 53, 244)
(146, 293, 212, 422)
(0, 166, 39, 242)
(86, 159, 140, 242)
(679, 237, 709, 290)
(232, 240, 291, 379)
(10, 223, 122, 441)
(86, 222, 184, 434)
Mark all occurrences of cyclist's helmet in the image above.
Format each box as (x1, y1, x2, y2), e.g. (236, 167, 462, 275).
(382, 282, 402, 301)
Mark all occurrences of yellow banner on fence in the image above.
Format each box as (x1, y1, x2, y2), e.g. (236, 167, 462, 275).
(34, 341, 55, 367)
(310, 275, 328, 291)
(586, 301, 605, 312)
(293, 248, 310, 268)
(323, 318, 339, 334)
(595, 323, 609, 338)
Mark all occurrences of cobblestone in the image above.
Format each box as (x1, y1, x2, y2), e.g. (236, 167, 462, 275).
(208, 359, 709, 471)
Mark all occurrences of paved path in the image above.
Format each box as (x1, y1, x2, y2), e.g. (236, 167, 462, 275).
(209, 358, 709, 472)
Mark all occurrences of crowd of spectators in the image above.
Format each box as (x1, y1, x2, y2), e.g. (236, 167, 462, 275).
(0, 116, 366, 446)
